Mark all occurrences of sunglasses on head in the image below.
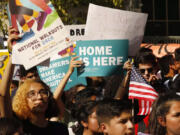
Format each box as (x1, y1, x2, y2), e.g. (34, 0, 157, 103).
(139, 67, 153, 74)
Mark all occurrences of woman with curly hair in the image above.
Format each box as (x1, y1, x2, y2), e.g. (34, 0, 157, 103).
(0, 27, 83, 134)
(149, 92, 180, 135)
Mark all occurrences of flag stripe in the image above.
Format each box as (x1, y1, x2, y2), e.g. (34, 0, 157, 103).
(130, 82, 158, 93)
(129, 89, 158, 98)
(129, 94, 157, 101)
(129, 96, 155, 101)
(137, 100, 153, 115)
(138, 100, 144, 115)
(130, 81, 154, 89)
(129, 86, 158, 96)
(145, 101, 149, 115)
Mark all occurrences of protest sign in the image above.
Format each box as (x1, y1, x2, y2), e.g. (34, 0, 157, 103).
(65, 25, 85, 42)
(0, 37, 4, 47)
(0, 50, 9, 83)
(85, 3, 148, 56)
(8, 0, 71, 69)
(56, 25, 86, 58)
(12, 65, 21, 81)
(74, 39, 128, 77)
(37, 56, 87, 92)
(141, 43, 180, 58)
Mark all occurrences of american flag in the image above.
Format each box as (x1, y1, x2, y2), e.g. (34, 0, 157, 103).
(129, 65, 158, 115)
(137, 100, 153, 115)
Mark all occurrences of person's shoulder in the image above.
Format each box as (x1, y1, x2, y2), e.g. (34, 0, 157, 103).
(48, 121, 69, 133)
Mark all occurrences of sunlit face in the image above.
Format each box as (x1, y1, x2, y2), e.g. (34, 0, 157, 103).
(26, 82, 49, 114)
(103, 111, 134, 135)
(87, 110, 102, 133)
(165, 101, 180, 135)
(138, 63, 155, 82)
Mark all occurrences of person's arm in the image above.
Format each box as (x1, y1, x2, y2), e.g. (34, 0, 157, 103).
(114, 70, 131, 99)
(0, 56, 15, 117)
(53, 56, 83, 119)
(114, 60, 132, 99)
(0, 27, 19, 117)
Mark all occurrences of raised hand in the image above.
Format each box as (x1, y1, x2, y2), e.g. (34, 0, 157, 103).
(68, 56, 83, 73)
(7, 26, 20, 53)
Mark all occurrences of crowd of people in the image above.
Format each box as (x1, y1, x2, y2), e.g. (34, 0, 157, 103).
(0, 27, 180, 135)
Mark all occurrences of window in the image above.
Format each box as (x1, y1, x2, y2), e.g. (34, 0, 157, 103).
(142, 0, 180, 36)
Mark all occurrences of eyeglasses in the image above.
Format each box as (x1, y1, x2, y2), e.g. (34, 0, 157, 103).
(139, 67, 153, 74)
(26, 89, 49, 100)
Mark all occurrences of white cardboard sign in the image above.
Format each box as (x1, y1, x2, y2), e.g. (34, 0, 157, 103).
(85, 4, 148, 56)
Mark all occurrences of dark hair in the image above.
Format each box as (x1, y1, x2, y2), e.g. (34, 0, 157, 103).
(158, 55, 174, 77)
(134, 53, 157, 68)
(175, 48, 180, 61)
(71, 87, 102, 119)
(149, 92, 180, 135)
(73, 87, 101, 105)
(72, 101, 98, 135)
(136, 47, 153, 55)
(19, 65, 38, 78)
(86, 77, 105, 88)
(64, 84, 86, 110)
(96, 98, 132, 124)
(11, 80, 19, 88)
(0, 117, 22, 135)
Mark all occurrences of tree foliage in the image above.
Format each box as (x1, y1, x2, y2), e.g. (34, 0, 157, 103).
(51, 0, 124, 24)
(0, 1, 8, 38)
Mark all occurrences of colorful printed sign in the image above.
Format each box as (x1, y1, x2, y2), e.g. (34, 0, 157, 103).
(0, 50, 9, 83)
(85, 4, 148, 56)
(75, 40, 128, 77)
(8, 0, 71, 69)
(56, 25, 86, 58)
(37, 56, 87, 92)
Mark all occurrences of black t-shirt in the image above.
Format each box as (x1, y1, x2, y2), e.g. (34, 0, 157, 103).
(23, 120, 69, 135)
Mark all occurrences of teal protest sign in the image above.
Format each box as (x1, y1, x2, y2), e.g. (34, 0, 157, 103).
(37, 56, 87, 92)
(75, 40, 128, 77)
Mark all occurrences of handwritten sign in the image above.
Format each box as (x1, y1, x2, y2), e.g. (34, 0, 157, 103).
(141, 43, 180, 58)
(84, 4, 148, 56)
(37, 56, 87, 92)
(74, 40, 128, 77)
(9, 1, 71, 69)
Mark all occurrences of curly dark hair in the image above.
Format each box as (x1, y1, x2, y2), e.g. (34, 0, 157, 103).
(72, 101, 98, 135)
